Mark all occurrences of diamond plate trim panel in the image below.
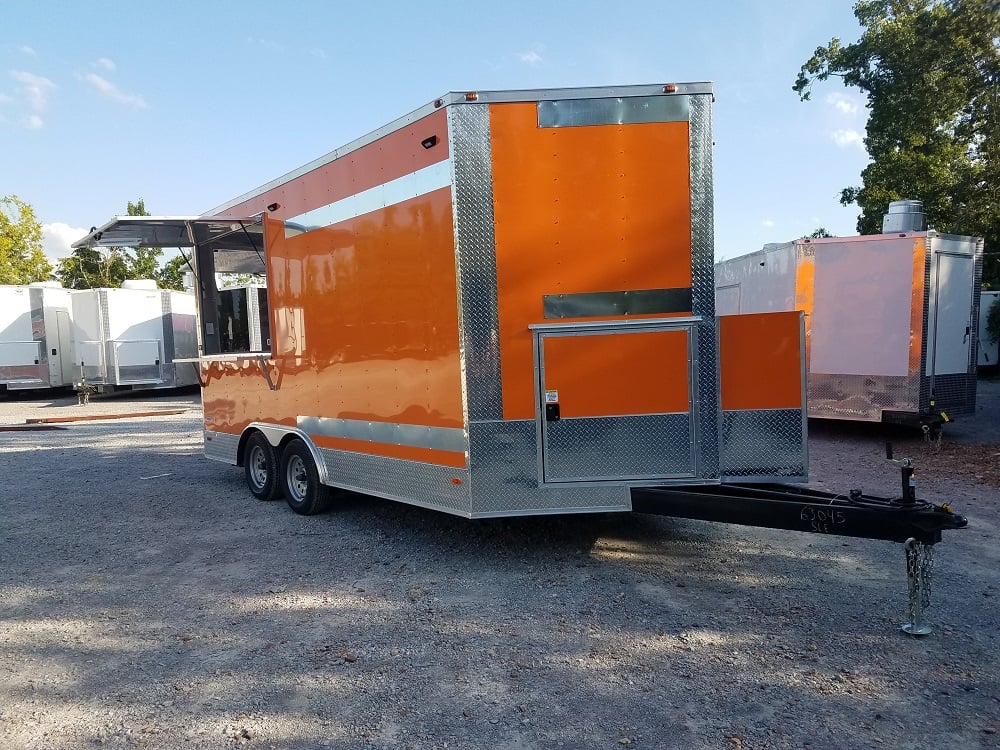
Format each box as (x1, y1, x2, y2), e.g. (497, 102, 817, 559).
(205, 430, 240, 463)
(809, 373, 920, 421)
(469, 420, 631, 515)
(721, 409, 806, 480)
(924, 373, 977, 416)
(449, 103, 503, 422)
(689, 94, 719, 478)
(318, 447, 471, 517)
(543, 414, 694, 481)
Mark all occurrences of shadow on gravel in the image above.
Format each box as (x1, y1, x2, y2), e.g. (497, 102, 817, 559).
(2, 419, 997, 749)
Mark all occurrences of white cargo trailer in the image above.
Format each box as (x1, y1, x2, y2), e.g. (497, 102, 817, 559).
(0, 283, 74, 392)
(715, 231, 983, 428)
(70, 283, 199, 391)
(978, 291, 999, 372)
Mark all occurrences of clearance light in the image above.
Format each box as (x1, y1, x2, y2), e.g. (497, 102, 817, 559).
(663, 84, 678, 93)
(451, 477, 463, 485)
(266, 202, 280, 212)
(433, 99, 443, 108)
(421, 135, 438, 149)
(464, 92, 479, 101)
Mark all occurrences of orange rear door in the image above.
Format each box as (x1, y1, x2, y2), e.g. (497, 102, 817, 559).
(533, 319, 698, 483)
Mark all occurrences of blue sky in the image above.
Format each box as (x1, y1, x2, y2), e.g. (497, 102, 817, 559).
(2, 0, 869, 264)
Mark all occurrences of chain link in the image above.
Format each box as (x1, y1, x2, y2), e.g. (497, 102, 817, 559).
(906, 541, 934, 624)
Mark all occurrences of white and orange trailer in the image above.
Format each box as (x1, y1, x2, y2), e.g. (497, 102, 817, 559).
(75, 83, 966, 632)
(78, 83, 809, 516)
(76, 84, 966, 633)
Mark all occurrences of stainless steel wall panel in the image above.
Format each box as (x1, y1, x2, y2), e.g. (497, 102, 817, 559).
(689, 93, 719, 479)
(720, 409, 807, 481)
(543, 288, 693, 319)
(298, 415, 467, 453)
(537, 95, 690, 128)
(924, 373, 977, 416)
(204, 430, 240, 463)
(468, 420, 631, 515)
(543, 414, 694, 482)
(318, 447, 472, 517)
(160, 290, 176, 386)
(449, 103, 503, 422)
(809, 373, 920, 421)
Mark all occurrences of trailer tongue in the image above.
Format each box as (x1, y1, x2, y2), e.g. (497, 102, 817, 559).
(632, 466, 967, 635)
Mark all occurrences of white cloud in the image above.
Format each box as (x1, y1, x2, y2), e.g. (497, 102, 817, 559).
(762, 219, 776, 228)
(832, 129, 864, 148)
(825, 92, 859, 116)
(247, 36, 283, 51)
(10, 70, 55, 110)
(94, 57, 116, 71)
(310, 48, 327, 60)
(83, 73, 148, 109)
(43, 223, 88, 262)
(18, 45, 36, 56)
(0, 92, 12, 105)
(24, 114, 43, 129)
(519, 50, 543, 66)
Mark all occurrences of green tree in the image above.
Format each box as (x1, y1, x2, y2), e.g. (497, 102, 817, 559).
(125, 198, 163, 279)
(56, 197, 164, 288)
(0, 194, 52, 284)
(157, 254, 192, 291)
(805, 227, 834, 239)
(794, 0, 1000, 287)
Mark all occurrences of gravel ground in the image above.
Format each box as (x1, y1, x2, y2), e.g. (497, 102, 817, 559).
(1, 383, 998, 750)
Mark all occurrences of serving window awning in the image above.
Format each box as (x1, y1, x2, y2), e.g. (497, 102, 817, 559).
(72, 215, 267, 274)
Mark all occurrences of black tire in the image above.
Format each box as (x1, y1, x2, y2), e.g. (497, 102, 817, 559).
(279, 439, 330, 515)
(244, 432, 282, 501)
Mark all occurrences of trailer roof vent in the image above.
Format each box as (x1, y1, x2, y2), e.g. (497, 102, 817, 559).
(882, 200, 927, 233)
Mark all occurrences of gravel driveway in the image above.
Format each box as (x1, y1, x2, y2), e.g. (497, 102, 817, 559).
(1, 385, 997, 750)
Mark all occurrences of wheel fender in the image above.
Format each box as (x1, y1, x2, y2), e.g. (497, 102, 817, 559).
(244, 423, 329, 485)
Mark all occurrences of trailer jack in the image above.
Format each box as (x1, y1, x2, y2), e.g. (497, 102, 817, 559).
(631, 464, 967, 636)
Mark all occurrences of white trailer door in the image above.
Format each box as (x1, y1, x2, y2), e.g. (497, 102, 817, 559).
(929, 251, 976, 376)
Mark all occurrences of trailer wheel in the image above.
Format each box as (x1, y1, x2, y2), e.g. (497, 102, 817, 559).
(245, 432, 281, 501)
(280, 439, 330, 515)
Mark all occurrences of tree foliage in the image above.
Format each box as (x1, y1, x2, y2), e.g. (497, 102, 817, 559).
(795, 0, 1000, 287)
(156, 254, 192, 291)
(56, 197, 165, 289)
(0, 194, 52, 284)
(805, 227, 834, 239)
(987, 294, 1000, 344)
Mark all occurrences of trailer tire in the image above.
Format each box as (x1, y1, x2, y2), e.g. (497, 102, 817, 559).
(279, 439, 330, 516)
(245, 432, 281, 501)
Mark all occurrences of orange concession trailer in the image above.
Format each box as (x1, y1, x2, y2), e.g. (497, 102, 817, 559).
(75, 83, 807, 517)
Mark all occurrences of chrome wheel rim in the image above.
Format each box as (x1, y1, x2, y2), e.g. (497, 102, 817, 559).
(248, 445, 268, 489)
(286, 455, 308, 502)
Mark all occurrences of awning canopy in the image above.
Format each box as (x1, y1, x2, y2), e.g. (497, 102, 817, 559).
(72, 215, 267, 274)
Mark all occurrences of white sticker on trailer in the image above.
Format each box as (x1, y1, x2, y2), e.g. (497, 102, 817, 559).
(545, 390, 559, 403)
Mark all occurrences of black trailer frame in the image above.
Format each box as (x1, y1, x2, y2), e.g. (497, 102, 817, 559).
(632, 461, 967, 636)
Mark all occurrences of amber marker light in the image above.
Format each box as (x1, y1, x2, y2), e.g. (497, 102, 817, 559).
(451, 477, 463, 485)
(464, 92, 479, 101)
(662, 84, 678, 93)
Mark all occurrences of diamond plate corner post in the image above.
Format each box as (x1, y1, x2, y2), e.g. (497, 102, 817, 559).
(902, 537, 934, 636)
(689, 93, 719, 479)
(448, 102, 503, 424)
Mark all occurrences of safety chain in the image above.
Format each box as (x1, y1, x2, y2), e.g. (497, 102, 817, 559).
(903, 539, 934, 635)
